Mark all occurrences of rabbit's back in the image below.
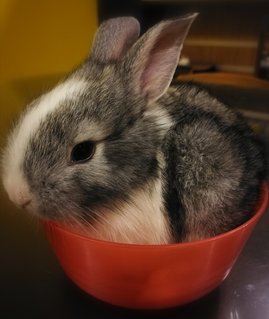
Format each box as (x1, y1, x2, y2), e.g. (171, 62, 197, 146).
(161, 83, 266, 241)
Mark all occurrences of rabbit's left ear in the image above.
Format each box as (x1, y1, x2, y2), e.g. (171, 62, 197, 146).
(90, 17, 140, 63)
(124, 13, 198, 102)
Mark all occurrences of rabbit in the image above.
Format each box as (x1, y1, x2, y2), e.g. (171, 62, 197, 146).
(1, 14, 266, 244)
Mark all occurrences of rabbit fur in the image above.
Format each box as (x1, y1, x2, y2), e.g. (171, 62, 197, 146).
(2, 14, 266, 244)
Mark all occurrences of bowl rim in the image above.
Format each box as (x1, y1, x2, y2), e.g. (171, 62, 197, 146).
(43, 182, 269, 249)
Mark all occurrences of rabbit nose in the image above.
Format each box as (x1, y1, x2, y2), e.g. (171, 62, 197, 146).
(13, 194, 32, 209)
(2, 170, 33, 210)
(6, 184, 32, 209)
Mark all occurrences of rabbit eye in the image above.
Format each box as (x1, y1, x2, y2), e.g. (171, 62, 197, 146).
(71, 141, 95, 163)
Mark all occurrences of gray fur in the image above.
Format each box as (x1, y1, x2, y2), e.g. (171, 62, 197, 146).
(162, 87, 265, 240)
(3, 15, 266, 243)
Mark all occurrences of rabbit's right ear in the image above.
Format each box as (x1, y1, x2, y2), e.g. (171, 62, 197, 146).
(123, 13, 198, 102)
(90, 17, 140, 63)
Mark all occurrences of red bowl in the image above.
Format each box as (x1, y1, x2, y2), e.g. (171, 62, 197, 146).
(42, 182, 268, 309)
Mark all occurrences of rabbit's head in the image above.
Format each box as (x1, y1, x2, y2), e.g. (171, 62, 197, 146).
(2, 14, 197, 226)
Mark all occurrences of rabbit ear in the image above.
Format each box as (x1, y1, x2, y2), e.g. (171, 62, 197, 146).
(91, 17, 140, 63)
(124, 13, 198, 102)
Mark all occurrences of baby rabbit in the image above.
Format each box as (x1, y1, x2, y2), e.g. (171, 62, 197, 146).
(2, 14, 266, 244)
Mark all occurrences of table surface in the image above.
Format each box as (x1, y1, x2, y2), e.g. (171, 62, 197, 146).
(1, 77, 269, 319)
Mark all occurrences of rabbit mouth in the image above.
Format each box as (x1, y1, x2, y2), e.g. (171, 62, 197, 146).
(20, 199, 32, 209)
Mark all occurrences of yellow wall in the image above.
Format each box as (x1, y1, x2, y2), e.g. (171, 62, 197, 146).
(0, 0, 98, 140)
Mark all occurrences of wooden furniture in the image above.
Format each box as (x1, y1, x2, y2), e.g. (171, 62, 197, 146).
(178, 72, 269, 91)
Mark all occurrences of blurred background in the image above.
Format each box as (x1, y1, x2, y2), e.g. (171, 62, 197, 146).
(100, 0, 269, 78)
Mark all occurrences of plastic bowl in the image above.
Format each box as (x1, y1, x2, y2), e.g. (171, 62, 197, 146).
(42, 182, 268, 309)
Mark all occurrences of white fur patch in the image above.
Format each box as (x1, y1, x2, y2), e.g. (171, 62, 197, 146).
(75, 177, 173, 245)
(2, 78, 88, 207)
(145, 103, 174, 137)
